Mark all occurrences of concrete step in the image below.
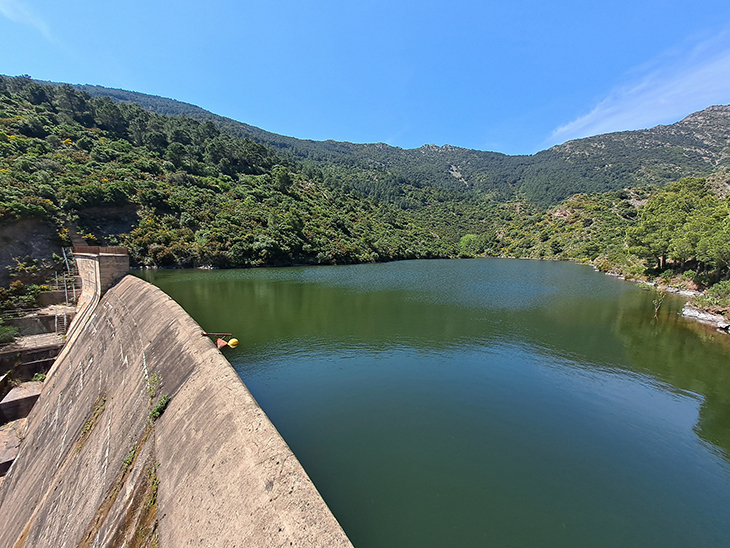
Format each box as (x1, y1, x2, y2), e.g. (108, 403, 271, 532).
(0, 333, 63, 381)
(0, 418, 26, 476)
(0, 381, 43, 423)
(0, 372, 9, 401)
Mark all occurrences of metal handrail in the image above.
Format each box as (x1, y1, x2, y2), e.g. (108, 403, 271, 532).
(0, 307, 43, 319)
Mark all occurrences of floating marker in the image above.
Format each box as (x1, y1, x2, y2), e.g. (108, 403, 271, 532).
(204, 332, 238, 349)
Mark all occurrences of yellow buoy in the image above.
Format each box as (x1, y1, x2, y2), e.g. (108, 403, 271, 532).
(228, 338, 239, 348)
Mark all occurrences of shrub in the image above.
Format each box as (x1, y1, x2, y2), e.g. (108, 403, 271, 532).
(705, 280, 730, 305)
(690, 280, 730, 312)
(149, 394, 170, 421)
(0, 318, 18, 343)
(0, 281, 42, 309)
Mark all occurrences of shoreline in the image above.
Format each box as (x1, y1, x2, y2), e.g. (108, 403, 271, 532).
(135, 254, 730, 333)
(680, 304, 730, 330)
(600, 268, 730, 332)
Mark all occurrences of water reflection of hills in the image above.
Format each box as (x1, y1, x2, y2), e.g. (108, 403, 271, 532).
(611, 294, 730, 458)
(508, 286, 730, 458)
(138, 259, 730, 458)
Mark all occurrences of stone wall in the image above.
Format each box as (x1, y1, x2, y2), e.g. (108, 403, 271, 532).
(97, 253, 130, 293)
(0, 275, 352, 547)
(72, 249, 130, 294)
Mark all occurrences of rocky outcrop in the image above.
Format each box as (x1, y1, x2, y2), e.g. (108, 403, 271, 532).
(0, 219, 61, 287)
(682, 304, 730, 330)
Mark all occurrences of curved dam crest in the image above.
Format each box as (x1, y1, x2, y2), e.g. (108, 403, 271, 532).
(0, 262, 352, 547)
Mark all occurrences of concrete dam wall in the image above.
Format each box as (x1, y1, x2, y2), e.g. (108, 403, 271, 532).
(0, 268, 352, 547)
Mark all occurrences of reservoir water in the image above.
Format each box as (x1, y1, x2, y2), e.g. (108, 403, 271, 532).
(138, 259, 730, 547)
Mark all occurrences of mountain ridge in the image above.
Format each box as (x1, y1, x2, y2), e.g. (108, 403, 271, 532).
(19, 77, 730, 205)
(2, 75, 730, 294)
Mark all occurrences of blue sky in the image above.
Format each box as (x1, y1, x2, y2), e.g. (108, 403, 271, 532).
(2, 0, 730, 155)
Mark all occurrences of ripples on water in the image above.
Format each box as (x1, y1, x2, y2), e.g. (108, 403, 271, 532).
(139, 258, 730, 548)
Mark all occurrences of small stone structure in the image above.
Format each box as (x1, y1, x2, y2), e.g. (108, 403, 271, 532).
(0, 381, 43, 423)
(0, 334, 63, 387)
(0, 254, 352, 546)
(72, 245, 130, 293)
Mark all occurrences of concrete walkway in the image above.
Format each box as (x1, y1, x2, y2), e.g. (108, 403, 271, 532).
(0, 332, 64, 354)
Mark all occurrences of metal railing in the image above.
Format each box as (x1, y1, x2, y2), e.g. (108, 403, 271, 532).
(0, 307, 42, 320)
(0, 306, 71, 339)
(0, 247, 80, 346)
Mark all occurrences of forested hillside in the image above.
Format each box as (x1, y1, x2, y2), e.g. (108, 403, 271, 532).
(67, 82, 730, 206)
(0, 76, 466, 272)
(3, 75, 730, 317)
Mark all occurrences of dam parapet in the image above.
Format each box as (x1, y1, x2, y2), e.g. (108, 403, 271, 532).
(0, 260, 352, 545)
(71, 246, 130, 295)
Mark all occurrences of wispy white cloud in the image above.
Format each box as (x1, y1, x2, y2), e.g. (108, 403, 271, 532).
(546, 29, 730, 147)
(0, 0, 53, 41)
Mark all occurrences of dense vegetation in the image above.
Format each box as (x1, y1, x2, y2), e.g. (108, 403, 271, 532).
(496, 176, 730, 286)
(0, 76, 465, 272)
(2, 75, 730, 318)
(70, 82, 730, 206)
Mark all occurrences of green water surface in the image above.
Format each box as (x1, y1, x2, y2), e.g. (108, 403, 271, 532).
(138, 259, 730, 547)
